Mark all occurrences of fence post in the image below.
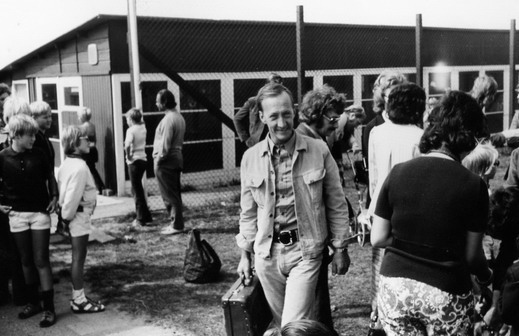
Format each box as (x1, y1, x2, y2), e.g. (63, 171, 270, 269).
(415, 14, 423, 88)
(509, 19, 516, 126)
(296, 5, 305, 106)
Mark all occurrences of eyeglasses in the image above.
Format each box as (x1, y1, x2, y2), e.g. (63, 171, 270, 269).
(322, 114, 340, 123)
(80, 136, 90, 142)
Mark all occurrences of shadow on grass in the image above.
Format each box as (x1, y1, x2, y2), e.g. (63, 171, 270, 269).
(84, 259, 239, 321)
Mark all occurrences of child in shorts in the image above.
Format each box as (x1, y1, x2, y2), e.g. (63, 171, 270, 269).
(0, 114, 58, 327)
(57, 125, 105, 313)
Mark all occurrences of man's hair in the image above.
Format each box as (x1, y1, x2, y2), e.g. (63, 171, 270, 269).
(372, 70, 408, 113)
(462, 142, 498, 176)
(157, 89, 177, 110)
(344, 104, 366, 121)
(419, 90, 488, 156)
(29, 101, 52, 118)
(0, 83, 11, 96)
(267, 73, 283, 84)
(125, 108, 143, 124)
(470, 75, 498, 108)
(387, 83, 426, 125)
(61, 125, 87, 155)
(77, 107, 92, 122)
(299, 84, 346, 125)
(3, 96, 31, 125)
(8, 114, 38, 138)
(255, 83, 294, 113)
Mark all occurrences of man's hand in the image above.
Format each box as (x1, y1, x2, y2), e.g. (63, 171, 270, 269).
(0, 205, 12, 214)
(331, 249, 351, 276)
(237, 250, 253, 286)
(47, 196, 58, 213)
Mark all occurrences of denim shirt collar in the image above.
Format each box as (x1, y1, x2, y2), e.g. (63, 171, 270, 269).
(260, 132, 307, 157)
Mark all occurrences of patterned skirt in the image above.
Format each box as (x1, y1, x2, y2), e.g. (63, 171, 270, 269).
(377, 275, 475, 336)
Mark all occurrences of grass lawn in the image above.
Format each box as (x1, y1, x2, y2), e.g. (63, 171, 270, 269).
(50, 148, 511, 336)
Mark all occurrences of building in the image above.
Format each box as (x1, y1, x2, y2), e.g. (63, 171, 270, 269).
(0, 15, 517, 195)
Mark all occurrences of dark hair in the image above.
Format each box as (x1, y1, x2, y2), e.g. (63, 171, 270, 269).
(0, 83, 11, 96)
(256, 83, 294, 113)
(157, 89, 177, 110)
(387, 83, 426, 126)
(267, 73, 283, 84)
(419, 90, 488, 156)
(280, 320, 334, 336)
(488, 187, 519, 243)
(299, 84, 346, 126)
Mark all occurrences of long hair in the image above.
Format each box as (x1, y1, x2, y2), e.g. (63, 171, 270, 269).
(298, 84, 346, 126)
(419, 90, 488, 156)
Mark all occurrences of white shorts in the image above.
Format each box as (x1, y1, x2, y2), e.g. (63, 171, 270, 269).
(9, 211, 51, 233)
(68, 212, 92, 238)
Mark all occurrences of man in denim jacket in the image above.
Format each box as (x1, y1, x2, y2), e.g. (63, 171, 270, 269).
(236, 83, 351, 328)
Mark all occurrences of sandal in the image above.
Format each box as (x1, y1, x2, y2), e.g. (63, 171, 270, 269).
(39, 310, 56, 328)
(18, 303, 42, 319)
(70, 297, 105, 314)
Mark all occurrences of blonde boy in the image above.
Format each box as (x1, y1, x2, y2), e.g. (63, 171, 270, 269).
(57, 126, 104, 313)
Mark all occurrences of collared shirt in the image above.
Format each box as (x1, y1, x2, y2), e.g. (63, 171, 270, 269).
(0, 146, 57, 212)
(237, 132, 349, 260)
(267, 134, 297, 233)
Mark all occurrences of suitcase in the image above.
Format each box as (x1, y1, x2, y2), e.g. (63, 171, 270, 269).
(222, 275, 272, 336)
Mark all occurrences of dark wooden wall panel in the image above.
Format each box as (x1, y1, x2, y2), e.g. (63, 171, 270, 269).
(81, 75, 116, 192)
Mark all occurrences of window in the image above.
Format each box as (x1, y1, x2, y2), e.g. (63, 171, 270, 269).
(12, 80, 29, 101)
(485, 70, 504, 113)
(64, 86, 80, 106)
(428, 72, 451, 97)
(180, 80, 223, 173)
(42, 84, 58, 110)
(361, 74, 380, 121)
(323, 75, 353, 104)
(459, 71, 479, 93)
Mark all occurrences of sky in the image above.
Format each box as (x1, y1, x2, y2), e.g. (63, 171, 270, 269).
(1, 0, 519, 69)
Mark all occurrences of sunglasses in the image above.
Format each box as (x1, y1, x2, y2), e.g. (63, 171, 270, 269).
(322, 114, 340, 123)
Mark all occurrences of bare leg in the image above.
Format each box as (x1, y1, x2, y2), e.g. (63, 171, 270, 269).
(31, 229, 53, 291)
(71, 235, 89, 290)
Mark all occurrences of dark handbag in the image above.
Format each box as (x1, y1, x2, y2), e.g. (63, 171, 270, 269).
(183, 229, 221, 283)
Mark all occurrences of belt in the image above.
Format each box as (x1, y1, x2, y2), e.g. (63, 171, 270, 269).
(273, 229, 299, 246)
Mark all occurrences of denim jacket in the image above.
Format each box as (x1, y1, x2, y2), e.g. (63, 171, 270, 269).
(236, 132, 349, 260)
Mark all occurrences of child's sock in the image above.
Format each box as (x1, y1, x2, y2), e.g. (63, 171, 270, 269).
(72, 288, 86, 303)
(41, 289, 55, 313)
(26, 283, 40, 306)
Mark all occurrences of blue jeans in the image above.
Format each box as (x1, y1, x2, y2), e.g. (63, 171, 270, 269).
(128, 160, 152, 223)
(255, 242, 322, 327)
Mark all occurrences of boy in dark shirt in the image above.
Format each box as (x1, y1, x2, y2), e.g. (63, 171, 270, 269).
(0, 114, 58, 327)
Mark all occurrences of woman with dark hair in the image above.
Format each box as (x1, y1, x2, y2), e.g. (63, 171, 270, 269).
(371, 91, 492, 335)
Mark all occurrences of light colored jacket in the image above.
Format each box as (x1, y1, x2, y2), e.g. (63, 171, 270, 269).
(236, 132, 349, 260)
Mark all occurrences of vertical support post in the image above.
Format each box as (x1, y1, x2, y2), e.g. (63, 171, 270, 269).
(296, 6, 305, 106)
(127, 0, 142, 110)
(415, 14, 423, 88)
(509, 19, 516, 126)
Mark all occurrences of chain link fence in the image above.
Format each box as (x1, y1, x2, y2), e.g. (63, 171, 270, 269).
(121, 15, 517, 210)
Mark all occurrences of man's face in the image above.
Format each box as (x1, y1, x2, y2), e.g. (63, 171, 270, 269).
(316, 108, 340, 138)
(259, 91, 294, 145)
(156, 94, 164, 112)
(34, 112, 52, 131)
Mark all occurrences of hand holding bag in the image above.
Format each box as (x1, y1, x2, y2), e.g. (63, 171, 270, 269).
(183, 229, 221, 283)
